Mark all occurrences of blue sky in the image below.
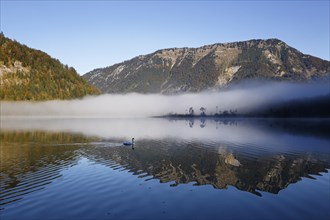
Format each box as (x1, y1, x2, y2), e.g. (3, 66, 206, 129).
(1, 0, 329, 75)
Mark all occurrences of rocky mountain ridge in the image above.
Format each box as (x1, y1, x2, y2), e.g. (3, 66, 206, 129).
(84, 38, 329, 94)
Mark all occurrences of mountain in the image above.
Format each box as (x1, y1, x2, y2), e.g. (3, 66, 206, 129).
(84, 39, 330, 94)
(0, 33, 100, 101)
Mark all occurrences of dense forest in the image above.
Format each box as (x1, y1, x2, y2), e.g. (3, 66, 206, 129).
(0, 33, 100, 100)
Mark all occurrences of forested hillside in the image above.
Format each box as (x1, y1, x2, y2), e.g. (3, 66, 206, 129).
(0, 33, 100, 100)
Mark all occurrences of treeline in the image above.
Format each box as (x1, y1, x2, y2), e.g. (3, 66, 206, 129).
(163, 93, 330, 118)
(0, 33, 100, 100)
(252, 93, 330, 118)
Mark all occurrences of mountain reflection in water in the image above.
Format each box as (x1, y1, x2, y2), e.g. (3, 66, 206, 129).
(0, 118, 329, 210)
(84, 138, 329, 196)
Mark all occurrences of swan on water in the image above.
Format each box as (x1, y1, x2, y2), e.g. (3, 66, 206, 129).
(123, 138, 135, 146)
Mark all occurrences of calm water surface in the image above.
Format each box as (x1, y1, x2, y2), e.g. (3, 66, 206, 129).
(1, 117, 329, 220)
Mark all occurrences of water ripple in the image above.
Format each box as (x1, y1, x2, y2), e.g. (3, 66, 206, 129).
(0, 145, 80, 209)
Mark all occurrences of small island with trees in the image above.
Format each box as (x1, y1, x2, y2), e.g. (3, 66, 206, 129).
(160, 93, 330, 118)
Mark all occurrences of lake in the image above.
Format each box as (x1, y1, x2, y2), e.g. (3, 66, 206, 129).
(1, 117, 329, 220)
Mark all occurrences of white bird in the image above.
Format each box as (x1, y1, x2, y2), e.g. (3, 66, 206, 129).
(123, 138, 135, 146)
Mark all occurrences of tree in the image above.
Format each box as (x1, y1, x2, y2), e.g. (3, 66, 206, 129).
(189, 107, 194, 115)
(200, 107, 206, 116)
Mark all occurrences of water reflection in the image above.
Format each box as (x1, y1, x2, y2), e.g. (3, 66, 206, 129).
(2, 117, 329, 145)
(0, 131, 93, 208)
(0, 117, 329, 210)
(175, 117, 330, 139)
(83, 138, 329, 196)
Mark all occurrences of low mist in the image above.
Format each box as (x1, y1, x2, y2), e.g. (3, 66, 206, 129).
(1, 80, 329, 117)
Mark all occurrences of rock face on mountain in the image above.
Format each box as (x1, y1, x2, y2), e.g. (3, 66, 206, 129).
(0, 33, 100, 100)
(84, 39, 329, 94)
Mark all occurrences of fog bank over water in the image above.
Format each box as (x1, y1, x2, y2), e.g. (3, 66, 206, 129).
(2, 118, 329, 155)
(1, 80, 329, 117)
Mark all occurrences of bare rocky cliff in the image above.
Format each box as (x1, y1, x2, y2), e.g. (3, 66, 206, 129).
(84, 39, 329, 94)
